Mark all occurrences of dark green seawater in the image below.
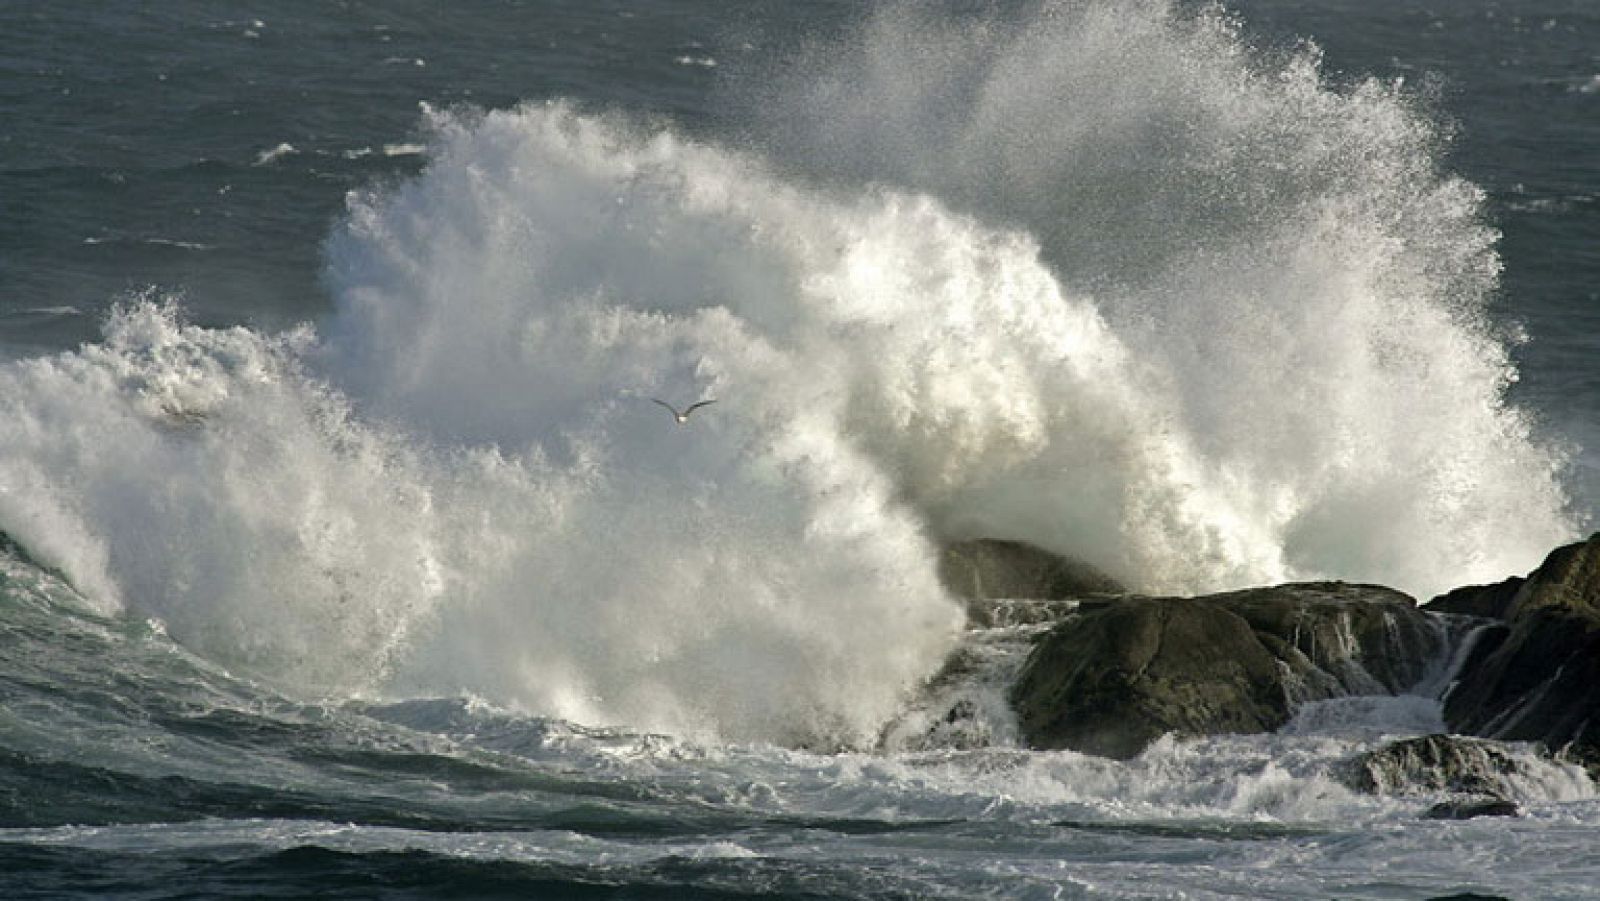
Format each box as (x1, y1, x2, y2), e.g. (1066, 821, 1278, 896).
(0, 0, 749, 346)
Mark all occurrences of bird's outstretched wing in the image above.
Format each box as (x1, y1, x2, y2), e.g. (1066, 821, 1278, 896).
(650, 398, 681, 418)
(683, 399, 717, 418)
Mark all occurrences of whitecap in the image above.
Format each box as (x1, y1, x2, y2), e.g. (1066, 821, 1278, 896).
(253, 142, 297, 166)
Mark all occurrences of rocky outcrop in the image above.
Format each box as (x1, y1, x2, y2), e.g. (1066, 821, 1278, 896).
(1010, 597, 1283, 758)
(1425, 578, 1524, 620)
(1343, 734, 1531, 820)
(1343, 734, 1528, 799)
(1424, 798, 1522, 820)
(1427, 534, 1600, 770)
(1010, 583, 1443, 758)
(1220, 583, 1443, 694)
(938, 539, 1125, 628)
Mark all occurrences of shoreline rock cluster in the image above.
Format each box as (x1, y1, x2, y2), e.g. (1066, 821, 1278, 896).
(941, 534, 1600, 812)
(1008, 582, 1444, 759)
(1429, 537, 1600, 772)
(1343, 734, 1529, 820)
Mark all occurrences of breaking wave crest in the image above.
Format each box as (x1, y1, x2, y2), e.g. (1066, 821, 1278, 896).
(0, 0, 1576, 746)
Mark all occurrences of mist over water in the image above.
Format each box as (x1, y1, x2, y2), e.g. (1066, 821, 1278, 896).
(0, 0, 1581, 747)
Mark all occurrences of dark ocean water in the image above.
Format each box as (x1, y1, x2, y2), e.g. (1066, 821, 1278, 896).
(0, 1, 744, 343)
(2, 1, 1599, 898)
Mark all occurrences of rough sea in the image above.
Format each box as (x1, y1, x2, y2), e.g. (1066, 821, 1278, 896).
(2, 1, 1598, 898)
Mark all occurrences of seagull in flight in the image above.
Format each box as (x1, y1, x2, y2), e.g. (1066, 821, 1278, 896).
(651, 398, 717, 424)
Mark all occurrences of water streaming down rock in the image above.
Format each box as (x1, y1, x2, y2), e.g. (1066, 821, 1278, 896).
(1006, 582, 1447, 758)
(1428, 533, 1600, 769)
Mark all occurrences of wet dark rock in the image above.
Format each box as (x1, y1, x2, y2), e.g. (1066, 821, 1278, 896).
(1431, 534, 1600, 770)
(1010, 597, 1283, 759)
(1343, 734, 1527, 798)
(1010, 583, 1442, 758)
(1426, 578, 1525, 620)
(938, 539, 1125, 628)
(1424, 798, 1522, 820)
(1220, 583, 1443, 694)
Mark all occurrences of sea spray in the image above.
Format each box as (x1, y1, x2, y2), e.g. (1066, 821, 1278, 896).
(0, 294, 966, 746)
(321, 102, 1294, 597)
(745, 0, 1578, 596)
(0, 0, 1582, 747)
(0, 301, 442, 690)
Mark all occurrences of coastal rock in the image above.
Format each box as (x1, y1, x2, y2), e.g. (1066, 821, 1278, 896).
(1424, 798, 1522, 820)
(1009, 597, 1283, 758)
(1425, 578, 1525, 620)
(938, 539, 1125, 628)
(1430, 534, 1600, 770)
(1220, 583, 1443, 695)
(1010, 583, 1442, 758)
(1343, 734, 1527, 799)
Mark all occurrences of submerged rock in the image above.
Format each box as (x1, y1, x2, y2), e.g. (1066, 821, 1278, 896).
(1010, 583, 1443, 758)
(1424, 797, 1522, 820)
(938, 539, 1125, 628)
(1429, 534, 1600, 771)
(1343, 734, 1527, 798)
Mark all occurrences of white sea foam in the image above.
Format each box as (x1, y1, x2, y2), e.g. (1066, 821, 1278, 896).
(253, 142, 297, 166)
(82, 236, 209, 251)
(746, 0, 1577, 596)
(0, 0, 1580, 747)
(0, 289, 962, 746)
(144, 238, 211, 251)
